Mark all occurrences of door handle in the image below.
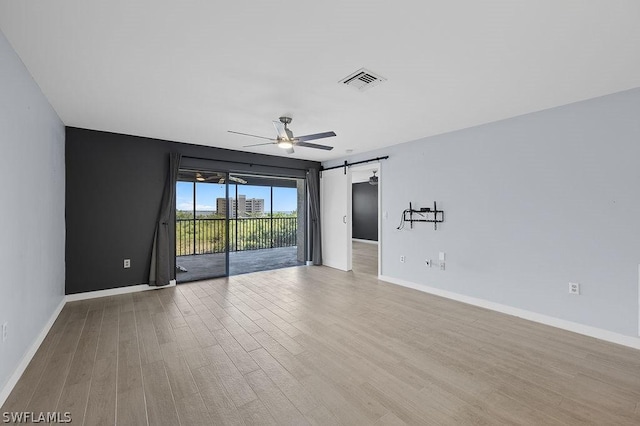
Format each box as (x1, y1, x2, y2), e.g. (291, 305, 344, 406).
(343, 215, 347, 224)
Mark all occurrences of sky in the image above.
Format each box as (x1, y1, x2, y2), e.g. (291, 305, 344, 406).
(176, 182, 298, 213)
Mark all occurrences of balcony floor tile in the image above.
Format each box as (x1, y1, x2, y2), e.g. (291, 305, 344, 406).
(176, 246, 302, 282)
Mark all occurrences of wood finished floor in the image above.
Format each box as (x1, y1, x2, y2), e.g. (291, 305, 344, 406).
(3, 242, 640, 425)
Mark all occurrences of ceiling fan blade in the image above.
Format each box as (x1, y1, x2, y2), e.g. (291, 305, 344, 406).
(228, 130, 275, 141)
(243, 142, 277, 147)
(295, 131, 336, 142)
(229, 175, 248, 184)
(272, 121, 288, 140)
(295, 141, 334, 150)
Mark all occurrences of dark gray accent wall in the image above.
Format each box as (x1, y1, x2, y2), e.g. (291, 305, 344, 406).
(65, 127, 319, 295)
(352, 182, 378, 241)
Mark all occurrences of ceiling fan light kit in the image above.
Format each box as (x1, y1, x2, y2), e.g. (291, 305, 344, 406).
(277, 140, 293, 149)
(228, 116, 336, 154)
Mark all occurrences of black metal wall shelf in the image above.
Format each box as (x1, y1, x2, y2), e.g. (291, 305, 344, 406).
(401, 202, 444, 230)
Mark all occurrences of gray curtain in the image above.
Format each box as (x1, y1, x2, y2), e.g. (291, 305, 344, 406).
(307, 168, 322, 265)
(149, 152, 181, 286)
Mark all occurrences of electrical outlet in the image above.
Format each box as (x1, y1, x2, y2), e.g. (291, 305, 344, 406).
(2, 322, 7, 342)
(124, 259, 131, 269)
(569, 282, 580, 295)
(400, 256, 405, 263)
(439, 261, 446, 270)
(425, 259, 431, 267)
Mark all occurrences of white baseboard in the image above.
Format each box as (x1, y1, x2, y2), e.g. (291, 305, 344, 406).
(352, 238, 378, 245)
(0, 297, 66, 408)
(378, 275, 640, 351)
(66, 280, 177, 302)
(1, 280, 179, 406)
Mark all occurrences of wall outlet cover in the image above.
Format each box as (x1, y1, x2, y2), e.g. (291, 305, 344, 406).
(569, 282, 580, 295)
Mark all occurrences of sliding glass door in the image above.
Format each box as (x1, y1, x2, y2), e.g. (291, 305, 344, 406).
(175, 169, 306, 282)
(175, 170, 228, 282)
(227, 174, 305, 275)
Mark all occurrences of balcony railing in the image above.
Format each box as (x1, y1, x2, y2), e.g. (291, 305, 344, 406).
(176, 217, 297, 256)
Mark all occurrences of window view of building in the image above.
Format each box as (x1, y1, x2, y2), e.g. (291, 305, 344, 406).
(216, 195, 265, 217)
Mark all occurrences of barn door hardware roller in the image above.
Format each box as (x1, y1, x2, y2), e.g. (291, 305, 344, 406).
(321, 156, 389, 175)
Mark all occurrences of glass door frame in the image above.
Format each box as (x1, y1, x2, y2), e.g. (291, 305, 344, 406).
(227, 172, 306, 275)
(174, 169, 230, 282)
(176, 166, 309, 281)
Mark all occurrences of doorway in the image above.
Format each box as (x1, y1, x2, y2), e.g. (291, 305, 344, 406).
(175, 169, 306, 283)
(351, 164, 379, 275)
(320, 162, 381, 276)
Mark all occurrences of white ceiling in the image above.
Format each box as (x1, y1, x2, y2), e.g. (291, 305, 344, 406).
(1, 1, 639, 162)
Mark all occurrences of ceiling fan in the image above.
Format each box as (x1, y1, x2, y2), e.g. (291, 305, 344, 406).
(369, 170, 378, 186)
(195, 173, 247, 184)
(218, 176, 247, 185)
(228, 117, 336, 154)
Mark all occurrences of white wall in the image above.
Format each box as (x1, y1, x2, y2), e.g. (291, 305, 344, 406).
(0, 29, 65, 398)
(324, 88, 640, 337)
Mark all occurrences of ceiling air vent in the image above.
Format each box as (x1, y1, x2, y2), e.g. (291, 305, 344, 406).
(339, 68, 387, 92)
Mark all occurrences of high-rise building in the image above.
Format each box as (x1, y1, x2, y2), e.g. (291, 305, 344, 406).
(216, 194, 264, 217)
(245, 198, 264, 215)
(216, 197, 230, 217)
